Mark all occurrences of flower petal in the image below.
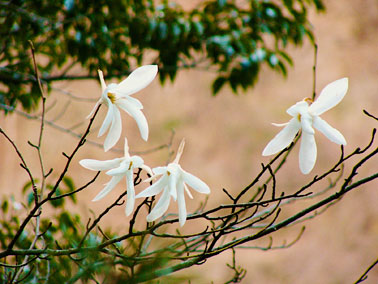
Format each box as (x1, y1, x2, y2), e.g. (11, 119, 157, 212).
(272, 122, 289, 127)
(152, 166, 168, 175)
(125, 170, 135, 216)
(184, 184, 193, 199)
(262, 118, 301, 156)
(130, 156, 144, 168)
(136, 175, 168, 198)
(309, 78, 348, 115)
(124, 96, 144, 109)
(80, 158, 122, 171)
(300, 113, 315, 135)
(92, 175, 123, 201)
(177, 182, 187, 226)
(106, 163, 128, 176)
(114, 65, 158, 96)
(142, 174, 160, 184)
(98, 69, 107, 92)
(146, 187, 171, 222)
(182, 170, 210, 194)
(86, 99, 101, 119)
(287, 101, 308, 116)
(313, 116, 346, 145)
(173, 139, 185, 164)
(104, 107, 122, 151)
(117, 100, 148, 141)
(140, 164, 153, 176)
(98, 100, 114, 137)
(123, 138, 130, 159)
(169, 175, 177, 201)
(299, 132, 317, 174)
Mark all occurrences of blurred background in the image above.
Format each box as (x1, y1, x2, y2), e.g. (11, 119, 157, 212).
(1, 0, 377, 283)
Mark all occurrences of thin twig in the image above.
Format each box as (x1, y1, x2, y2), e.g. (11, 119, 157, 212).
(354, 257, 378, 283)
(13, 41, 47, 282)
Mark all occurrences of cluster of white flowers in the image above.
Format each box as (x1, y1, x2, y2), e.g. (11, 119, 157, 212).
(80, 65, 210, 226)
(80, 65, 348, 225)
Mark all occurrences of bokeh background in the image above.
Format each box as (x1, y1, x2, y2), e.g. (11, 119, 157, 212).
(1, 0, 377, 283)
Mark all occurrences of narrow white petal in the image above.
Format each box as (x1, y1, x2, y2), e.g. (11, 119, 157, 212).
(98, 69, 107, 92)
(309, 78, 348, 115)
(124, 96, 144, 109)
(130, 156, 144, 168)
(300, 113, 315, 135)
(140, 164, 153, 176)
(98, 102, 114, 137)
(142, 174, 160, 184)
(169, 175, 177, 201)
(106, 163, 128, 176)
(104, 107, 122, 152)
(182, 170, 210, 194)
(287, 101, 308, 116)
(272, 122, 289, 127)
(184, 184, 193, 199)
(173, 139, 186, 164)
(262, 118, 301, 156)
(92, 175, 123, 201)
(146, 187, 171, 222)
(80, 158, 122, 171)
(123, 138, 130, 158)
(117, 100, 148, 141)
(114, 65, 158, 96)
(152, 167, 168, 175)
(86, 99, 101, 119)
(177, 182, 187, 226)
(313, 116, 346, 145)
(299, 132, 317, 174)
(136, 175, 168, 198)
(125, 170, 135, 216)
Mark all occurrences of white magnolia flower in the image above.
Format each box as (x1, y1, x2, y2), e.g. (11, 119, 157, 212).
(262, 78, 348, 174)
(136, 139, 210, 226)
(79, 138, 152, 216)
(88, 65, 158, 151)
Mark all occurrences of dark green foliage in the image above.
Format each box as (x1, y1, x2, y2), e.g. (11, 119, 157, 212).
(0, 0, 324, 111)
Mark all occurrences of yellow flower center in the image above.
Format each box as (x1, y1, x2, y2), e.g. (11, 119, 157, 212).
(107, 92, 116, 103)
(128, 161, 133, 170)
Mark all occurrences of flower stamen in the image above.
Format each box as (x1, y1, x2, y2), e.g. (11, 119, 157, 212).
(304, 97, 313, 104)
(107, 92, 116, 103)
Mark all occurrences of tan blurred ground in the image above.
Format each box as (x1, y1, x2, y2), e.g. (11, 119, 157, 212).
(1, 1, 378, 283)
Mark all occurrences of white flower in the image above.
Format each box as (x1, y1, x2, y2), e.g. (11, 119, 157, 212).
(79, 138, 152, 216)
(88, 65, 158, 151)
(136, 139, 210, 226)
(262, 78, 348, 174)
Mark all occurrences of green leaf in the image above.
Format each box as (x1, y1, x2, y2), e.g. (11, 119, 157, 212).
(27, 192, 35, 207)
(0, 0, 324, 112)
(1, 200, 8, 214)
(212, 77, 227, 95)
(22, 179, 38, 194)
(63, 176, 75, 191)
(50, 188, 65, 208)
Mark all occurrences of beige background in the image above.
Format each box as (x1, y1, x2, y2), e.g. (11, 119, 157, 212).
(1, 0, 378, 283)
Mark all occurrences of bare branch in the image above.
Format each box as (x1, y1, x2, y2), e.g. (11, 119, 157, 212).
(354, 257, 378, 284)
